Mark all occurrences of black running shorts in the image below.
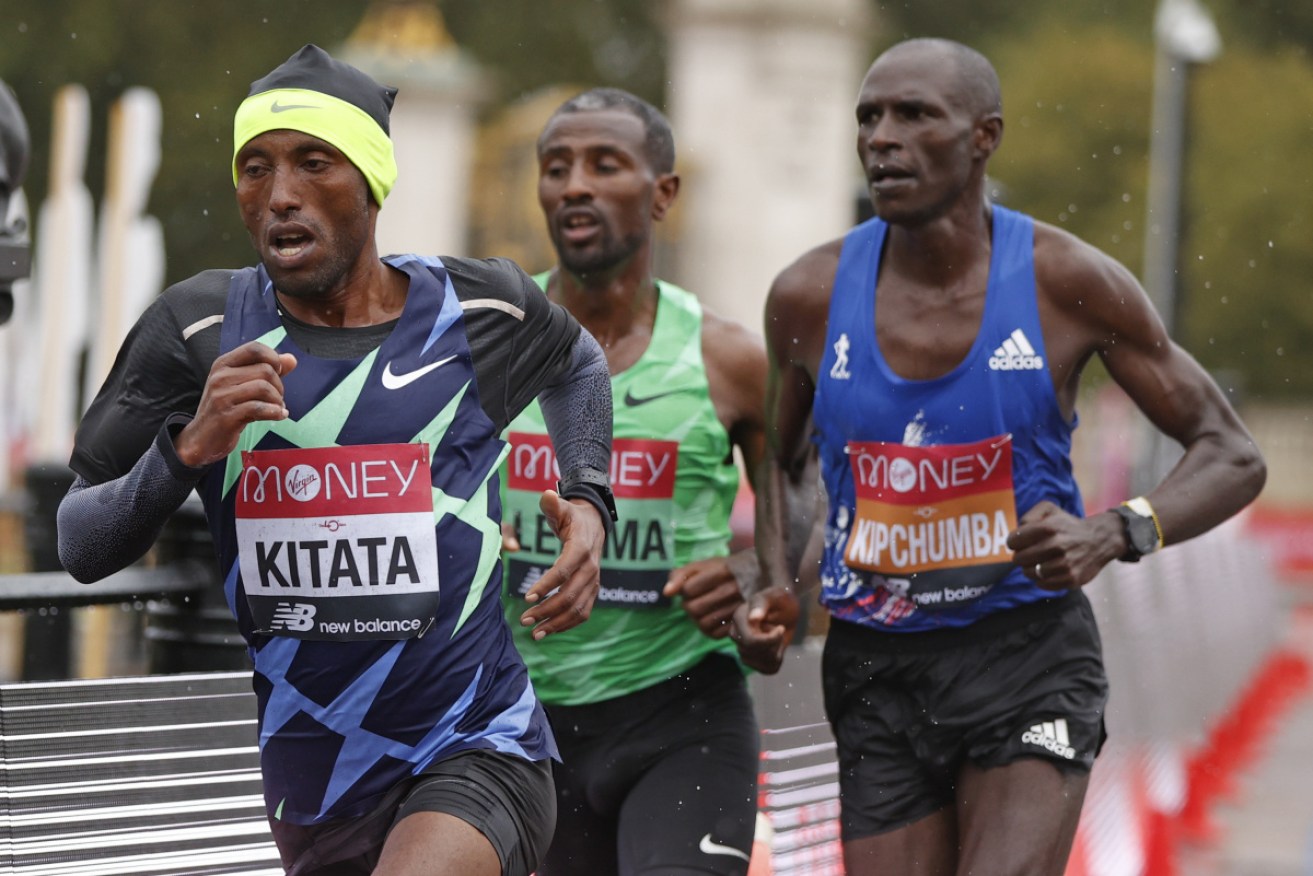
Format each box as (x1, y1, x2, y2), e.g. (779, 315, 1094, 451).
(822, 592, 1109, 840)
(272, 749, 555, 876)
(541, 653, 760, 876)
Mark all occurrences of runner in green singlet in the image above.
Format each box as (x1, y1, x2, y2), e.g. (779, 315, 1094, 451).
(501, 88, 782, 876)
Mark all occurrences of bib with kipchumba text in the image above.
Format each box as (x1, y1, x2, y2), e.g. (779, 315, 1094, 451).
(844, 435, 1017, 611)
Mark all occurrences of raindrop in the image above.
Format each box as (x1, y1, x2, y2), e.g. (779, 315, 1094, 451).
(1113, 146, 1123, 155)
(1268, 240, 1274, 248)
(1122, 193, 1132, 203)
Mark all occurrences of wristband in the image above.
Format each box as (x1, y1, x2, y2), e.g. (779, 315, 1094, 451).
(557, 467, 618, 536)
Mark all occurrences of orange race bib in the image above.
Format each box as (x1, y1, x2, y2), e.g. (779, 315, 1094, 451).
(843, 435, 1017, 610)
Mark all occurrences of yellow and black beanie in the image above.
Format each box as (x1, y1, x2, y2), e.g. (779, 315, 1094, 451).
(233, 44, 399, 206)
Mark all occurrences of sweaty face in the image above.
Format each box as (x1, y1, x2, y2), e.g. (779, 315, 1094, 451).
(537, 109, 659, 277)
(855, 47, 983, 226)
(235, 130, 375, 301)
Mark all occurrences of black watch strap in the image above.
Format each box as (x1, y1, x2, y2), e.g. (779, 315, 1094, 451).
(557, 468, 618, 535)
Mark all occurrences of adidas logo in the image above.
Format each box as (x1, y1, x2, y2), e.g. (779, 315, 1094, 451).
(988, 328, 1044, 371)
(1021, 718, 1077, 760)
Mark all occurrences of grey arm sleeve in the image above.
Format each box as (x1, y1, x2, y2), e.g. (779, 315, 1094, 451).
(538, 328, 611, 479)
(57, 418, 206, 583)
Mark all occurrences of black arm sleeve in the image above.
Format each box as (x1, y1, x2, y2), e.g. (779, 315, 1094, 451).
(538, 329, 612, 485)
(60, 271, 228, 581)
(69, 270, 229, 484)
(443, 256, 584, 431)
(445, 256, 614, 523)
(58, 416, 207, 582)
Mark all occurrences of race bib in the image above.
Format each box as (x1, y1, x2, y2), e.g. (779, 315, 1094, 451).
(844, 435, 1017, 611)
(506, 433, 677, 608)
(235, 443, 438, 640)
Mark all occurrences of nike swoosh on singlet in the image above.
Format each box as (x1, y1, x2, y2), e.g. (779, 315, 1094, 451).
(381, 356, 457, 390)
(270, 100, 321, 113)
(698, 833, 750, 862)
(623, 388, 684, 407)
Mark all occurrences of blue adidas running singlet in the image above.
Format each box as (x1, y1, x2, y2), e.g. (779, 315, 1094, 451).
(812, 206, 1084, 633)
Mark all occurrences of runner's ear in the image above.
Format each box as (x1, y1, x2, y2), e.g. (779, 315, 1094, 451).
(652, 172, 680, 222)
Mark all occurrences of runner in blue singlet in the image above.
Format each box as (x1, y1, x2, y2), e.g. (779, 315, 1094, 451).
(736, 37, 1266, 876)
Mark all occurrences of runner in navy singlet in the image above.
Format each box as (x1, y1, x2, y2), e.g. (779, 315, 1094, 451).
(57, 45, 616, 876)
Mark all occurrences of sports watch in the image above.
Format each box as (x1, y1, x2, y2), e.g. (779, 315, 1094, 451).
(1113, 496, 1163, 562)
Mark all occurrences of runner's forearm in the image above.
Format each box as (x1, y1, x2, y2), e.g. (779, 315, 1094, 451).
(58, 418, 205, 583)
(538, 330, 612, 480)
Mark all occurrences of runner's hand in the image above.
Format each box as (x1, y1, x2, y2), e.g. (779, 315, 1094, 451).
(176, 341, 297, 468)
(501, 521, 520, 553)
(519, 490, 604, 639)
(1008, 500, 1126, 591)
(730, 586, 800, 674)
(664, 558, 744, 639)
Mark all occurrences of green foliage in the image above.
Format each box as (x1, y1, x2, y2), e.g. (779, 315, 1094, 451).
(1, 0, 371, 279)
(1183, 44, 1313, 399)
(0, 0, 663, 286)
(441, 0, 666, 103)
(0, 0, 1309, 400)
(867, 6, 1312, 399)
(989, 20, 1154, 278)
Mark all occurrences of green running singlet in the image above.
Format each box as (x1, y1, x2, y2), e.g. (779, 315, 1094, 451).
(502, 278, 742, 705)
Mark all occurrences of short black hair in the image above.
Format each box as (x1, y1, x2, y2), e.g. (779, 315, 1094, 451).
(541, 87, 676, 174)
(879, 38, 1002, 118)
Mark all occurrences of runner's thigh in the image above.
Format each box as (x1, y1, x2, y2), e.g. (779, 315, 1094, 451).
(615, 673, 758, 875)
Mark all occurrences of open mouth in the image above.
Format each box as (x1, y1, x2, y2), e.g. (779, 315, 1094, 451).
(274, 233, 310, 257)
(559, 210, 601, 242)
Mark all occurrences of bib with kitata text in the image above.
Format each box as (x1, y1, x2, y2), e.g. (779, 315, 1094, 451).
(235, 442, 439, 640)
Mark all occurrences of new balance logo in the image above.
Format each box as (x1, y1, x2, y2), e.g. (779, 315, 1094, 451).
(271, 602, 316, 632)
(988, 328, 1044, 371)
(1021, 718, 1077, 760)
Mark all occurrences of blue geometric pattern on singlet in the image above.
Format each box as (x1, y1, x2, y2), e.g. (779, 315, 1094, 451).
(199, 255, 555, 824)
(813, 206, 1084, 633)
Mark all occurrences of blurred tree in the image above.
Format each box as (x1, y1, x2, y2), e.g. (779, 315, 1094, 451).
(0, 0, 1308, 401)
(1, 0, 371, 282)
(1222, 0, 1313, 51)
(441, 0, 666, 103)
(1183, 43, 1313, 399)
(0, 0, 665, 286)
